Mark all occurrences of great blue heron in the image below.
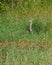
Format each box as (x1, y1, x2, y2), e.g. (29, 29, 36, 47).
(29, 19, 33, 33)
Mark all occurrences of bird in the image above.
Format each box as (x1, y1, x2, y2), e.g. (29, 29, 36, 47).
(29, 19, 33, 33)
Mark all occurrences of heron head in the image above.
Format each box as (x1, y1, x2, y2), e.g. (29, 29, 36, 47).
(29, 19, 33, 23)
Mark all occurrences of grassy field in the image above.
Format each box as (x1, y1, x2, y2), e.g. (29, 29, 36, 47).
(0, 40, 52, 65)
(0, 0, 52, 65)
(0, 16, 52, 65)
(0, 16, 52, 41)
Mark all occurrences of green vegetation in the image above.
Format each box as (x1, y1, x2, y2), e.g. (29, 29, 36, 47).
(0, 16, 52, 41)
(0, 16, 52, 65)
(0, 0, 52, 18)
(0, 0, 52, 65)
(0, 41, 52, 65)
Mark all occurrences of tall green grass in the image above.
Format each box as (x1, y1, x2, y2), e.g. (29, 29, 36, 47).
(0, 41, 52, 65)
(0, 0, 52, 65)
(0, 0, 52, 18)
(0, 16, 52, 41)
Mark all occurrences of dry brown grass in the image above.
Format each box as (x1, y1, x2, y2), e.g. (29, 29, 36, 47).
(0, 38, 52, 50)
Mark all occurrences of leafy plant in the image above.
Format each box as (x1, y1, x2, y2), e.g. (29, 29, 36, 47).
(32, 19, 49, 33)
